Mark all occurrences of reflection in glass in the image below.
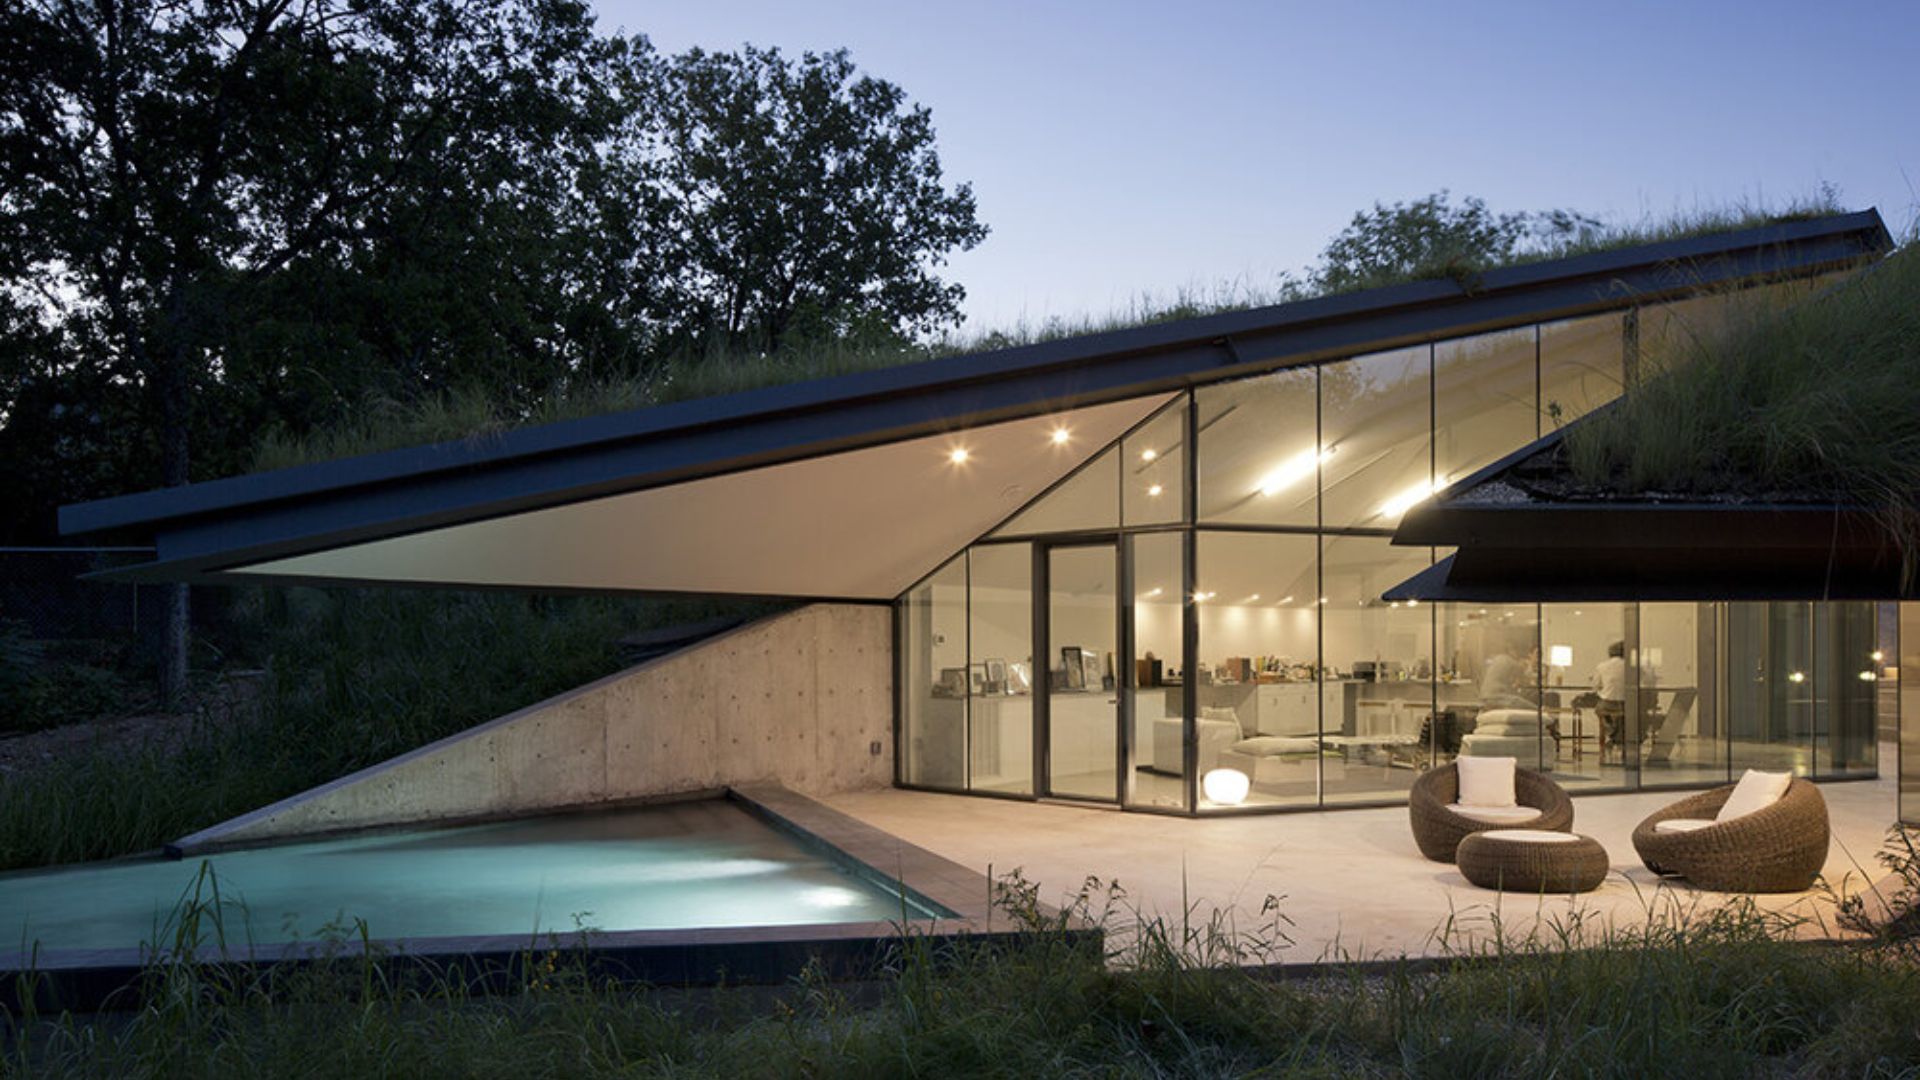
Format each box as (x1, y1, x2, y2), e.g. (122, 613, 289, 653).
(1129, 532, 1187, 809)
(1124, 399, 1188, 527)
(1047, 545, 1118, 800)
(1320, 346, 1433, 529)
(1321, 535, 1433, 803)
(1196, 367, 1318, 527)
(1901, 604, 1920, 825)
(1816, 602, 1878, 778)
(1435, 327, 1537, 486)
(1540, 313, 1625, 429)
(900, 557, 967, 789)
(1194, 531, 1318, 809)
(1536, 604, 1625, 787)
(1442, 602, 1543, 771)
(967, 544, 1033, 794)
(1637, 603, 1719, 788)
(993, 446, 1118, 537)
(1725, 602, 1815, 776)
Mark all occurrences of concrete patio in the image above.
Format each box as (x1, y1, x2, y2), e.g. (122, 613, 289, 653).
(826, 748, 1906, 962)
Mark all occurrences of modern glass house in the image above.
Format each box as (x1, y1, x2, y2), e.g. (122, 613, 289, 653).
(60, 210, 1902, 821)
(897, 265, 1883, 814)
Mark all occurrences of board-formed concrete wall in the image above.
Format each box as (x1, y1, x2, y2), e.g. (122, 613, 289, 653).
(174, 604, 893, 853)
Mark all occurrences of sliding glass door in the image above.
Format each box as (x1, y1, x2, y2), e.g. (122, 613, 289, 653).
(1044, 543, 1120, 801)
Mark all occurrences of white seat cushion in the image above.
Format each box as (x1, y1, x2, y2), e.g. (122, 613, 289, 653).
(1477, 829, 1580, 844)
(1456, 755, 1518, 808)
(1654, 818, 1718, 834)
(1448, 803, 1542, 824)
(1231, 736, 1320, 757)
(1474, 708, 1543, 735)
(1717, 769, 1793, 822)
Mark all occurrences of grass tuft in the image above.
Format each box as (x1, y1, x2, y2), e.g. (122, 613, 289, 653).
(1564, 240, 1920, 552)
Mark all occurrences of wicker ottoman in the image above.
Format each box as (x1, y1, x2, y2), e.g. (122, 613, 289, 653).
(1456, 829, 1609, 893)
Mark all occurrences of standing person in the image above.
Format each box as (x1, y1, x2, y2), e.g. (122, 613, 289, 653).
(1591, 641, 1629, 762)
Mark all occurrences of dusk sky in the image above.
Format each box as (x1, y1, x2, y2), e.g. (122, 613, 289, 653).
(614, 0, 1919, 332)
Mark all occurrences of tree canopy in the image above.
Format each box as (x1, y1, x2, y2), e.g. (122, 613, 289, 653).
(0, 0, 986, 540)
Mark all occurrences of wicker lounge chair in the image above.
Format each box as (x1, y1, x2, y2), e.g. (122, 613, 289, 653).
(1409, 763, 1574, 863)
(1630, 778, 1829, 892)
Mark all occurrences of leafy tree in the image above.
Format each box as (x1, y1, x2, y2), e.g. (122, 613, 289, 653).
(0, 0, 639, 700)
(651, 46, 988, 354)
(0, 7, 987, 703)
(1312, 190, 1599, 293)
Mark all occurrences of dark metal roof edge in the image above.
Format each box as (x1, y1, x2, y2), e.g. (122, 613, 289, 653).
(61, 209, 1891, 538)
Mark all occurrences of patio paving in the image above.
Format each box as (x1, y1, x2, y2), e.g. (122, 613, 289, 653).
(825, 747, 1906, 962)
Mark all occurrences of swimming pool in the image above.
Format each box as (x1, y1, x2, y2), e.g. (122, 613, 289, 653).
(0, 799, 936, 953)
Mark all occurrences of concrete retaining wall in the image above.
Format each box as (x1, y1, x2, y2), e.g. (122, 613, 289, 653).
(174, 604, 894, 853)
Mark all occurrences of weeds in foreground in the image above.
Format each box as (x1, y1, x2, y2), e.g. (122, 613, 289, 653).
(7, 860, 1920, 1078)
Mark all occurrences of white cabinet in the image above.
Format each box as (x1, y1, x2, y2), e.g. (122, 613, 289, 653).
(968, 696, 1033, 789)
(1249, 681, 1346, 736)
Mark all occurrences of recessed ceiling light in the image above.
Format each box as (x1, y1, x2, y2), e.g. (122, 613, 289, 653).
(1278, 595, 1294, 605)
(948, 448, 970, 465)
(1145, 587, 1163, 597)
(1140, 448, 1157, 462)
(1147, 483, 1163, 497)
(1050, 427, 1071, 445)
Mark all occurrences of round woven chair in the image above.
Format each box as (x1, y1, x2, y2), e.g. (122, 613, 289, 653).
(1408, 763, 1574, 863)
(1630, 778, 1829, 893)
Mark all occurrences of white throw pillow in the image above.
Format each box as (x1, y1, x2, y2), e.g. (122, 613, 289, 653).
(1200, 706, 1244, 738)
(1717, 769, 1793, 823)
(1654, 818, 1717, 834)
(1456, 755, 1518, 808)
(1478, 829, 1579, 843)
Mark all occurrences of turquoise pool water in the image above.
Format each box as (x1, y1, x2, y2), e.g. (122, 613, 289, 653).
(0, 801, 923, 953)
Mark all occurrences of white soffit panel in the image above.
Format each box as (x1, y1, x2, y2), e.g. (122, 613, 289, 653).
(231, 394, 1175, 599)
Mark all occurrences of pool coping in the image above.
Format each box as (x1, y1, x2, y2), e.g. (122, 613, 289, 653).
(0, 786, 1070, 1013)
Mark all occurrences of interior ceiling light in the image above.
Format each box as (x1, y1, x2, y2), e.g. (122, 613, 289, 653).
(1257, 446, 1333, 497)
(1277, 595, 1294, 605)
(948, 448, 970, 465)
(1145, 587, 1163, 597)
(1147, 483, 1164, 497)
(1050, 427, 1071, 445)
(1243, 594, 1260, 603)
(1788, 671, 1807, 683)
(1378, 476, 1443, 519)
(1140, 448, 1158, 462)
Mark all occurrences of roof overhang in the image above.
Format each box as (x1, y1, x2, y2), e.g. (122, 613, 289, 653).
(1389, 505, 1911, 602)
(62, 210, 1896, 600)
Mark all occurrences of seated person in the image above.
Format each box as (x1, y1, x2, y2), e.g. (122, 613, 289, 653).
(1591, 641, 1628, 760)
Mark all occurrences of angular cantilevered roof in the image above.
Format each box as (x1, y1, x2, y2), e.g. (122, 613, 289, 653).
(62, 210, 1895, 601)
(1385, 422, 1913, 603)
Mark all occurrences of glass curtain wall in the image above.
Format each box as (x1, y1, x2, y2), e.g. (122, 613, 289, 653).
(897, 277, 1882, 812)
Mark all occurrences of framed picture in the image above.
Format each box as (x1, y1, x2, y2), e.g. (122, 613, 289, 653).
(968, 663, 988, 695)
(1007, 661, 1032, 693)
(1078, 648, 1101, 692)
(1060, 646, 1085, 690)
(983, 657, 1007, 694)
(935, 667, 967, 698)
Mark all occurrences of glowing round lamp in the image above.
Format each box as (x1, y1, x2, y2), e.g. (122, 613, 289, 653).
(1202, 768, 1251, 806)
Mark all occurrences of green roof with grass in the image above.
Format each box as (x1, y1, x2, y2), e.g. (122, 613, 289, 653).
(254, 197, 1858, 475)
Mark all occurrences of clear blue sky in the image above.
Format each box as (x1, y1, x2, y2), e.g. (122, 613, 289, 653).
(609, 0, 1918, 332)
